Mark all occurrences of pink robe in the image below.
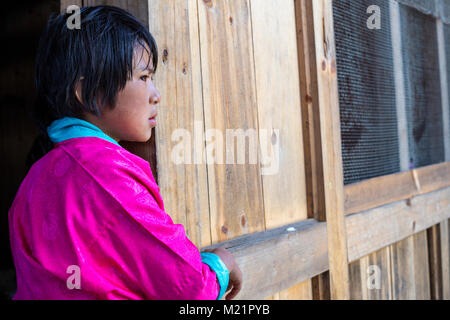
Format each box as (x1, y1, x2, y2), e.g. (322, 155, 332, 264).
(8, 137, 220, 299)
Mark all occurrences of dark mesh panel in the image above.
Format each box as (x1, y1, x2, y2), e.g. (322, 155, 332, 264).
(400, 5, 445, 168)
(332, 0, 400, 185)
(446, 23, 450, 138)
(443, 0, 450, 24)
(397, 0, 450, 24)
(396, 0, 436, 15)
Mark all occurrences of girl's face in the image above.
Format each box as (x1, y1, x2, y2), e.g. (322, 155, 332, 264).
(82, 45, 161, 143)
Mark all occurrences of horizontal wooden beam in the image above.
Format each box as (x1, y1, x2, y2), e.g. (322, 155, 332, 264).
(344, 161, 450, 215)
(346, 186, 450, 263)
(202, 185, 450, 299)
(204, 218, 328, 300)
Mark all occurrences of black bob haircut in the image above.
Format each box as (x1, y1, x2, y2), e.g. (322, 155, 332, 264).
(26, 5, 158, 169)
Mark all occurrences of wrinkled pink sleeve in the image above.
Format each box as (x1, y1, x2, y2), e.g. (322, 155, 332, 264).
(68, 152, 220, 300)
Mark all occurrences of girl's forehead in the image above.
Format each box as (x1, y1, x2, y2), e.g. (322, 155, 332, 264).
(134, 46, 154, 71)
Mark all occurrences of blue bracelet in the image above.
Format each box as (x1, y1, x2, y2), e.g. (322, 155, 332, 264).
(200, 252, 230, 300)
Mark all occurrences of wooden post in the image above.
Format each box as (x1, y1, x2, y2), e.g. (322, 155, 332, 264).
(311, 0, 350, 300)
(437, 19, 450, 161)
(294, 0, 329, 299)
(436, 18, 450, 299)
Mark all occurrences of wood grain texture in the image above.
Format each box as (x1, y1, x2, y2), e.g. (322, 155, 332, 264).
(390, 231, 430, 300)
(348, 259, 362, 299)
(311, 0, 350, 299)
(250, 0, 310, 300)
(436, 19, 450, 161)
(201, 185, 450, 299)
(441, 220, 450, 299)
(344, 162, 450, 215)
(197, 0, 265, 244)
(346, 186, 450, 264)
(360, 247, 393, 300)
(204, 219, 329, 300)
(294, 0, 329, 299)
(412, 230, 431, 299)
(437, 16, 450, 301)
(148, 0, 211, 248)
(427, 225, 442, 299)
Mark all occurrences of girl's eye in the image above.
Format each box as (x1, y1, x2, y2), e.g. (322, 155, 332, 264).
(140, 75, 154, 82)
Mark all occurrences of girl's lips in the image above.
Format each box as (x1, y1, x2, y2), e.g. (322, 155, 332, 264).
(149, 117, 157, 127)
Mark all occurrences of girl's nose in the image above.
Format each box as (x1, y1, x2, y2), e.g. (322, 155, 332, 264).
(150, 90, 161, 105)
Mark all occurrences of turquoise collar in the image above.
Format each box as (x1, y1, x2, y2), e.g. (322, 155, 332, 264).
(47, 116, 120, 146)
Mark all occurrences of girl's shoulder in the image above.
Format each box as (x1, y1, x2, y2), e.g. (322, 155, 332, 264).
(55, 136, 166, 215)
(55, 137, 155, 181)
(55, 137, 161, 200)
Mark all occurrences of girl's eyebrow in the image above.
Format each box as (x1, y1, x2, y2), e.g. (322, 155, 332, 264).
(140, 66, 155, 73)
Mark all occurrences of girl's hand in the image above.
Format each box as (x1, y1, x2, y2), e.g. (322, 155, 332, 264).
(203, 247, 243, 300)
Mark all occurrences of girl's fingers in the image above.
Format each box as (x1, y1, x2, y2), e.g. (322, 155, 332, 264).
(225, 280, 242, 300)
(225, 287, 237, 300)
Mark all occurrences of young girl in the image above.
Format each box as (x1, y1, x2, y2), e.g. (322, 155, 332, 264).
(9, 5, 242, 300)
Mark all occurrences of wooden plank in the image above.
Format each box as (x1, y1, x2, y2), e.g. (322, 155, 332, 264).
(426, 226, 441, 299)
(311, 0, 349, 299)
(249, 0, 310, 300)
(81, 1, 148, 26)
(441, 220, 450, 299)
(250, 0, 306, 231)
(353, 247, 393, 300)
(437, 19, 450, 160)
(413, 230, 431, 299)
(390, 230, 430, 300)
(125, 0, 149, 25)
(349, 244, 393, 299)
(197, 0, 265, 243)
(346, 186, 450, 264)
(204, 219, 329, 300)
(348, 259, 363, 300)
(390, 0, 409, 172)
(366, 247, 393, 300)
(437, 14, 450, 301)
(295, 0, 323, 224)
(147, 0, 211, 248)
(202, 184, 450, 299)
(390, 236, 416, 299)
(344, 162, 450, 215)
(294, 0, 328, 299)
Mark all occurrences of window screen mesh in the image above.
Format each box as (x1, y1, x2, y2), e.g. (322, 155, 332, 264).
(400, 5, 445, 168)
(332, 0, 400, 185)
(397, 0, 450, 24)
(446, 23, 450, 142)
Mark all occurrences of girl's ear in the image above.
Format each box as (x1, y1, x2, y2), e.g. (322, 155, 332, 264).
(75, 76, 85, 105)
